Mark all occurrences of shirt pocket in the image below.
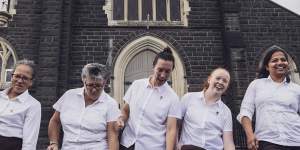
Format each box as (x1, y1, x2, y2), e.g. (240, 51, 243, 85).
(82, 108, 107, 133)
(150, 100, 169, 124)
(205, 110, 223, 133)
(275, 92, 298, 109)
(130, 91, 148, 115)
(185, 106, 206, 129)
(60, 105, 80, 126)
(255, 89, 274, 106)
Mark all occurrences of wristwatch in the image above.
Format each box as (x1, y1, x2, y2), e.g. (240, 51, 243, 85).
(49, 141, 58, 145)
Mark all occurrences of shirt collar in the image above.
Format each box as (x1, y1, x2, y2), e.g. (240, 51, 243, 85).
(199, 91, 222, 107)
(77, 87, 106, 103)
(267, 75, 287, 84)
(0, 88, 29, 103)
(146, 77, 167, 93)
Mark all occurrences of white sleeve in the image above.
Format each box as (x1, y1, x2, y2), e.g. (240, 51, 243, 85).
(237, 80, 257, 123)
(53, 91, 69, 112)
(168, 96, 181, 119)
(180, 93, 190, 118)
(298, 95, 300, 114)
(223, 108, 233, 132)
(107, 100, 121, 122)
(123, 81, 136, 104)
(22, 102, 41, 150)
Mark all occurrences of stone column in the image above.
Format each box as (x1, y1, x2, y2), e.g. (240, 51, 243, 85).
(35, 0, 64, 148)
(220, 0, 248, 149)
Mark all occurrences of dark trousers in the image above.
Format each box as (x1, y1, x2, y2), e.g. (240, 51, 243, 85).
(181, 145, 206, 150)
(0, 135, 22, 150)
(120, 144, 135, 150)
(259, 141, 300, 150)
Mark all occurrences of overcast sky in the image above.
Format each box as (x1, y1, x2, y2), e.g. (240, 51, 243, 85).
(271, 0, 300, 15)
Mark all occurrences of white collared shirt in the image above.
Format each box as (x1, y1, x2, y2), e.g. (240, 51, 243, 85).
(120, 78, 181, 150)
(0, 88, 41, 150)
(237, 76, 300, 146)
(179, 91, 232, 150)
(53, 87, 120, 150)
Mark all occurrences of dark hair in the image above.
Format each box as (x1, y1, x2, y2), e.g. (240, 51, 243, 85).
(153, 47, 175, 69)
(202, 67, 230, 91)
(13, 59, 36, 79)
(257, 45, 290, 82)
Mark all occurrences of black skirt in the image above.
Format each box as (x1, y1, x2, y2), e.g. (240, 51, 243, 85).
(120, 144, 135, 150)
(259, 141, 300, 150)
(0, 135, 22, 150)
(181, 145, 206, 150)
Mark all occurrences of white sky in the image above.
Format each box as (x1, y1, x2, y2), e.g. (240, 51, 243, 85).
(271, 0, 300, 15)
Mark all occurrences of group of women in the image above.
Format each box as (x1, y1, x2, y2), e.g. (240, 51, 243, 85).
(0, 46, 299, 150)
(177, 46, 300, 150)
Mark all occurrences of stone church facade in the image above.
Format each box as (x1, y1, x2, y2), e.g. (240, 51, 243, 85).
(0, 0, 299, 149)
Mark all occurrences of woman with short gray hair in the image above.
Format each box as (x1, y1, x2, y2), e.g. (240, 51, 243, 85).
(47, 63, 120, 150)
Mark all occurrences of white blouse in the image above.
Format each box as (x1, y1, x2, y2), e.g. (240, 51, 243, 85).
(179, 91, 232, 150)
(0, 89, 41, 150)
(237, 76, 300, 146)
(120, 78, 181, 150)
(53, 87, 120, 150)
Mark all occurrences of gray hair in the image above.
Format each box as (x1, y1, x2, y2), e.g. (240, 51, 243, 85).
(81, 63, 111, 81)
(13, 59, 36, 79)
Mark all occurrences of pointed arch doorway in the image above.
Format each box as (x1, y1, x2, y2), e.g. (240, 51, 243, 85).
(113, 36, 187, 106)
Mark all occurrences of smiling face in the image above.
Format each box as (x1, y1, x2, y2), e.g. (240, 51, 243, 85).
(207, 69, 230, 95)
(266, 51, 289, 80)
(9, 64, 33, 96)
(152, 58, 173, 86)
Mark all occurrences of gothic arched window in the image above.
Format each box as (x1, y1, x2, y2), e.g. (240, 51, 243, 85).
(0, 38, 17, 89)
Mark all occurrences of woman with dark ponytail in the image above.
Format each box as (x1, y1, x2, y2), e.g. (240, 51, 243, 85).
(117, 47, 181, 150)
(237, 45, 300, 150)
(256, 46, 290, 82)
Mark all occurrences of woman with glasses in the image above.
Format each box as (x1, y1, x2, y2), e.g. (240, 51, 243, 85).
(0, 59, 41, 150)
(47, 63, 120, 150)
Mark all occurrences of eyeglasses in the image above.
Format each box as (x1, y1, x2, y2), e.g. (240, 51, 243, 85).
(85, 82, 105, 90)
(12, 74, 32, 82)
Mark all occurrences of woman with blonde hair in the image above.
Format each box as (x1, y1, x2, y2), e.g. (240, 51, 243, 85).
(179, 68, 235, 150)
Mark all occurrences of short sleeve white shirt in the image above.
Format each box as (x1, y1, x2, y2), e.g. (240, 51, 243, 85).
(120, 78, 181, 150)
(179, 91, 233, 150)
(237, 77, 300, 146)
(0, 88, 41, 150)
(53, 87, 120, 150)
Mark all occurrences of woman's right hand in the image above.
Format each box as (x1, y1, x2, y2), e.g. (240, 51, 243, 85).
(115, 116, 125, 130)
(47, 144, 59, 150)
(246, 134, 258, 150)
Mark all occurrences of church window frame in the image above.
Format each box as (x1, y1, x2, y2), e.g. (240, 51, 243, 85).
(103, 0, 190, 27)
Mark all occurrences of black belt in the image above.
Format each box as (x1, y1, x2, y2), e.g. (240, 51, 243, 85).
(0, 135, 23, 150)
(120, 144, 135, 150)
(181, 145, 206, 150)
